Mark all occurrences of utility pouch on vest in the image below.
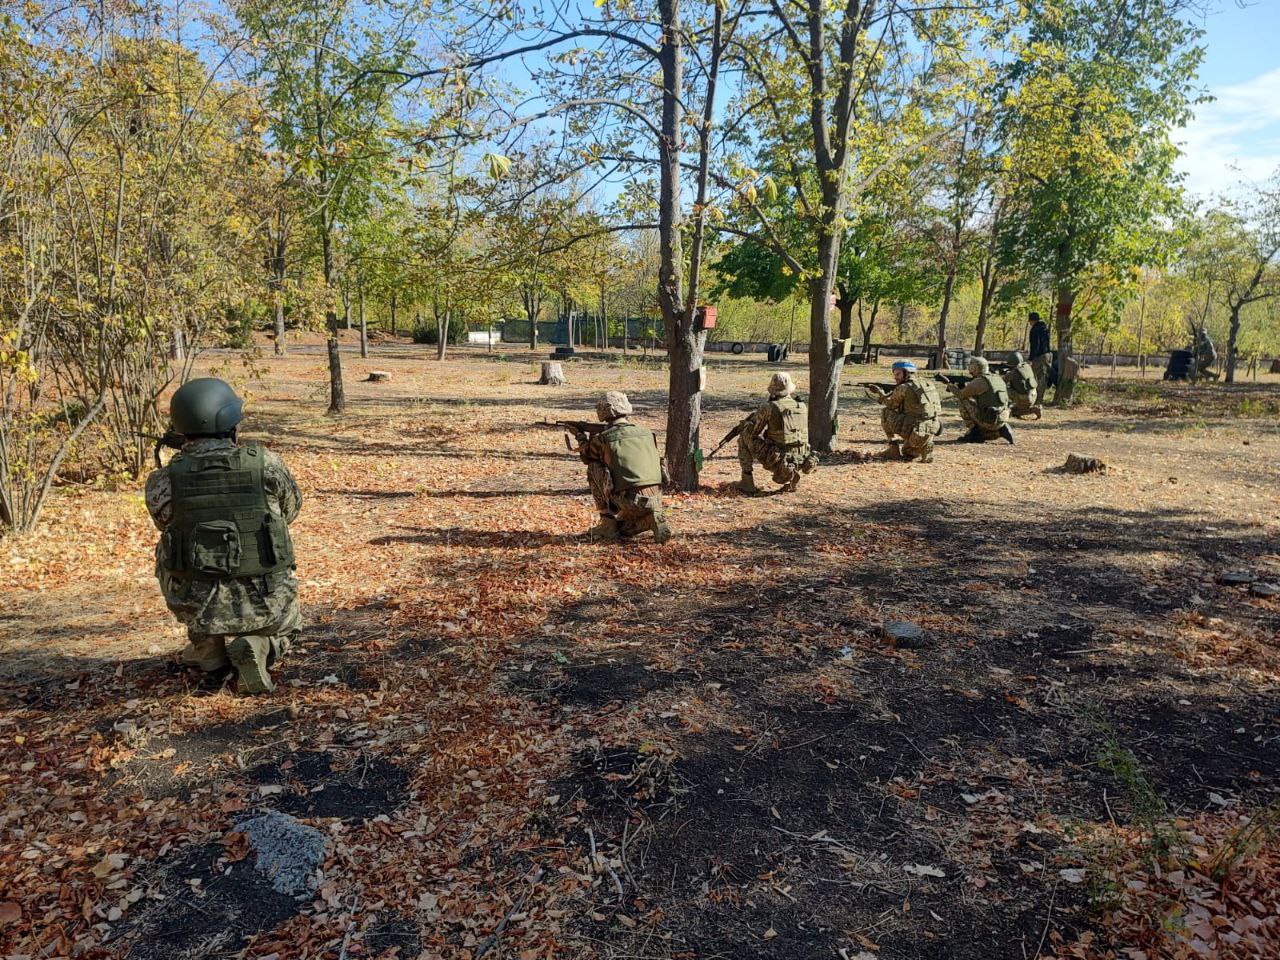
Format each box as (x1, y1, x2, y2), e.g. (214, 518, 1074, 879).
(189, 520, 243, 575)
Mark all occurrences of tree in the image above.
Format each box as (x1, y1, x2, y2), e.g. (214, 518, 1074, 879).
(1197, 176, 1280, 382)
(998, 0, 1204, 402)
(236, 0, 412, 414)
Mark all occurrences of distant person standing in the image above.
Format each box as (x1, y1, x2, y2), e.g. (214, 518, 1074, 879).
(1028, 311, 1052, 402)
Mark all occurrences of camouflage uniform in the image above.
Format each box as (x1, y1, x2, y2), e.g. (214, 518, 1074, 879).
(951, 367, 1012, 441)
(577, 392, 670, 542)
(581, 433, 668, 540)
(873, 373, 941, 461)
(145, 438, 303, 691)
(736, 373, 817, 493)
(1004, 356, 1042, 419)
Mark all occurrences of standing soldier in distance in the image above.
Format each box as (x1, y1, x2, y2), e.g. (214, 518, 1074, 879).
(734, 372, 818, 494)
(1004, 351, 1042, 419)
(864, 360, 942, 461)
(1028, 311, 1053, 403)
(576, 391, 671, 543)
(145, 378, 303, 694)
(946, 357, 1016, 444)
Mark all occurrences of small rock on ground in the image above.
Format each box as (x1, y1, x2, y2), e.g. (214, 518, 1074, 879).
(883, 621, 927, 649)
(1218, 570, 1258, 586)
(234, 810, 327, 899)
(1249, 582, 1280, 598)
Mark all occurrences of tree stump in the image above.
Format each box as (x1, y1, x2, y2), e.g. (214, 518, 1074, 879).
(539, 361, 567, 386)
(1063, 453, 1107, 474)
(365, 371, 391, 383)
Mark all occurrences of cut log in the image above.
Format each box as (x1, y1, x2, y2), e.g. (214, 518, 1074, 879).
(539, 361, 567, 386)
(365, 371, 391, 383)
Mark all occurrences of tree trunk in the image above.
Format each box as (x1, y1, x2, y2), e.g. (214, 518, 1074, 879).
(897, 302, 907, 340)
(974, 258, 997, 354)
(170, 327, 186, 361)
(1053, 285, 1076, 405)
(657, 0, 704, 491)
(343, 285, 351, 331)
(1225, 303, 1243, 383)
(272, 223, 287, 356)
(808, 231, 843, 452)
(436, 302, 449, 361)
(389, 291, 398, 337)
(936, 266, 956, 368)
(358, 281, 368, 359)
(322, 222, 344, 415)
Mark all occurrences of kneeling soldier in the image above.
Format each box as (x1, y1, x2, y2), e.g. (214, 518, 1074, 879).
(865, 360, 941, 461)
(1004, 352, 1042, 419)
(946, 357, 1015, 444)
(578, 391, 671, 543)
(735, 372, 818, 494)
(145, 378, 303, 694)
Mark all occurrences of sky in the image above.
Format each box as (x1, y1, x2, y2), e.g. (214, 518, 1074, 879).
(1176, 0, 1280, 201)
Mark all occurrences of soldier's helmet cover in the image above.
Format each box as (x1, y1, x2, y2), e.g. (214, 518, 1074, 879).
(596, 390, 633, 422)
(892, 361, 916, 373)
(170, 378, 244, 437)
(1009, 351, 1024, 365)
(768, 372, 796, 398)
(967, 356, 991, 376)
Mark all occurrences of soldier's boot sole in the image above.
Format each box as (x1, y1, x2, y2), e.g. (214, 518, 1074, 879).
(227, 637, 275, 695)
(999, 424, 1016, 445)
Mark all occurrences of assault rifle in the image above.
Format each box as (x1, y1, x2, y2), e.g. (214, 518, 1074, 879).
(706, 419, 748, 461)
(857, 381, 897, 394)
(933, 372, 972, 387)
(548, 419, 610, 452)
(141, 430, 186, 468)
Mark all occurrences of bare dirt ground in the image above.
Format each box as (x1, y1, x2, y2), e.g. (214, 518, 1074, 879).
(3, 335, 1279, 959)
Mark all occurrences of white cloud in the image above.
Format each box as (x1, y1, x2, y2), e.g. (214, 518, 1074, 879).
(1176, 66, 1280, 202)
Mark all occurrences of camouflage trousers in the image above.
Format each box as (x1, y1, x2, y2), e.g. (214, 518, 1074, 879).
(738, 433, 817, 485)
(160, 568, 302, 685)
(957, 399, 1008, 439)
(1010, 390, 1041, 418)
(587, 462, 666, 538)
(1031, 354, 1052, 402)
(881, 409, 936, 460)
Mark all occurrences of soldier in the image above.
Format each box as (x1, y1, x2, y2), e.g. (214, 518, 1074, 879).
(945, 357, 1015, 444)
(1028, 311, 1052, 402)
(1004, 351, 1042, 419)
(734, 372, 818, 494)
(145, 378, 302, 694)
(864, 360, 941, 462)
(577, 391, 671, 543)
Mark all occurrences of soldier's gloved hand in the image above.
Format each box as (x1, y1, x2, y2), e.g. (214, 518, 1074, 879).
(865, 385, 884, 397)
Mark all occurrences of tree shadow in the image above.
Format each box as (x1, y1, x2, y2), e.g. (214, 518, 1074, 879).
(369, 527, 584, 548)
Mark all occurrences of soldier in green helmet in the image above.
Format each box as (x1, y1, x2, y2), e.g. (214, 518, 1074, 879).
(577, 391, 671, 543)
(864, 360, 941, 461)
(144, 378, 302, 694)
(734, 372, 818, 494)
(945, 357, 1015, 444)
(1004, 351, 1042, 419)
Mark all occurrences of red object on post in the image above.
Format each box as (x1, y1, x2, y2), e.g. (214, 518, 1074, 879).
(697, 305, 717, 329)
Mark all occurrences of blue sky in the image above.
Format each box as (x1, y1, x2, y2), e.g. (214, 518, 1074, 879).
(1176, 0, 1280, 200)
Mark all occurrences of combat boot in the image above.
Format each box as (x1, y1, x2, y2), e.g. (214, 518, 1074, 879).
(588, 515, 622, 542)
(958, 427, 984, 443)
(998, 423, 1015, 445)
(875, 441, 904, 461)
(915, 440, 935, 463)
(651, 514, 672, 544)
(779, 473, 801, 493)
(733, 471, 760, 495)
(227, 636, 275, 695)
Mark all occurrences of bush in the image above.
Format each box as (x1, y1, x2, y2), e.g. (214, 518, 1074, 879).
(411, 314, 468, 345)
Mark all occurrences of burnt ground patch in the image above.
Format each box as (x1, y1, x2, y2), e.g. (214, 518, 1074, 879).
(360, 915, 422, 958)
(246, 749, 410, 820)
(118, 840, 300, 960)
(527, 497, 1279, 957)
(108, 707, 294, 801)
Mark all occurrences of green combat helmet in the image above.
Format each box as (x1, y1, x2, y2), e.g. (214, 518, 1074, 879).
(170, 378, 244, 437)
